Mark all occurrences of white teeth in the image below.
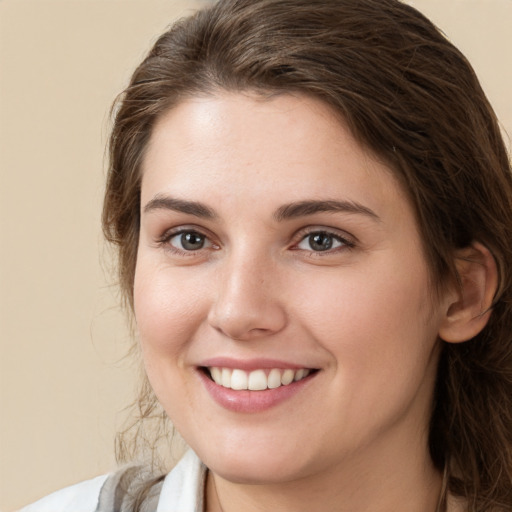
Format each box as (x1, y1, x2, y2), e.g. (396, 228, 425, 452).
(210, 367, 222, 383)
(294, 369, 305, 381)
(208, 367, 312, 390)
(231, 369, 248, 390)
(267, 368, 282, 389)
(221, 368, 231, 387)
(248, 370, 267, 391)
(281, 369, 294, 385)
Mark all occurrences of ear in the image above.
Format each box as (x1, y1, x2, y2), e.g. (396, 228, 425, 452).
(439, 242, 498, 343)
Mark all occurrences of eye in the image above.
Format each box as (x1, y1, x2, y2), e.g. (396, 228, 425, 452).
(296, 231, 350, 252)
(168, 230, 212, 251)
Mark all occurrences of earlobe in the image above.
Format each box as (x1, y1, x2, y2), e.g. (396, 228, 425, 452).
(439, 242, 498, 344)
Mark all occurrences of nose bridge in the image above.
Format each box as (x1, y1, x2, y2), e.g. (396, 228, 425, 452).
(208, 244, 287, 340)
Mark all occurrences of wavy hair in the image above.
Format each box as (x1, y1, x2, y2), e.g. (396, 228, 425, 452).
(103, 1, 512, 509)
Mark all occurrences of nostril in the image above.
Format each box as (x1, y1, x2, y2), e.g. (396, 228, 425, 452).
(207, 306, 288, 342)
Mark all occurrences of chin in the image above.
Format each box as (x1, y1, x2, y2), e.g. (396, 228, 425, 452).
(197, 441, 317, 485)
(209, 460, 302, 485)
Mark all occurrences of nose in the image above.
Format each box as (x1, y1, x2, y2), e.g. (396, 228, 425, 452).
(207, 253, 287, 341)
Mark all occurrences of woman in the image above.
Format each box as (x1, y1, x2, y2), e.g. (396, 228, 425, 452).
(21, 0, 512, 510)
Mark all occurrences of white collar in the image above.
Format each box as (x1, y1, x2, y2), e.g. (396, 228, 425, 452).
(157, 450, 206, 512)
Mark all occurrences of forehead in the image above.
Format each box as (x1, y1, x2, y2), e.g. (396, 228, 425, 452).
(141, 92, 405, 210)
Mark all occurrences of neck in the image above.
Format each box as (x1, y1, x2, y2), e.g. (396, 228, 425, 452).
(206, 435, 443, 512)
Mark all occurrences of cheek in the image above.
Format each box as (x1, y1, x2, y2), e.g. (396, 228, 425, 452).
(133, 262, 208, 362)
(293, 258, 438, 374)
(133, 262, 211, 423)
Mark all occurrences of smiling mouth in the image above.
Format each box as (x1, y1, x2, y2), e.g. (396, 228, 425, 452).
(202, 367, 317, 391)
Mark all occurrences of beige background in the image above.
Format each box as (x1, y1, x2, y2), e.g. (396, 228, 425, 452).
(0, 1, 511, 510)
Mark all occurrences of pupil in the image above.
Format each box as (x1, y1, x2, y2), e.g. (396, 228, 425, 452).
(310, 233, 332, 251)
(181, 232, 204, 250)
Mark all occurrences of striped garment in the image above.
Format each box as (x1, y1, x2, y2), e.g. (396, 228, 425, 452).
(19, 451, 205, 512)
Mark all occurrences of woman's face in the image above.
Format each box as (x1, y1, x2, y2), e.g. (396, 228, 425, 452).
(135, 92, 449, 484)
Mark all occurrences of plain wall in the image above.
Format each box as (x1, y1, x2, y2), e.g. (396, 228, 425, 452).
(0, 1, 511, 510)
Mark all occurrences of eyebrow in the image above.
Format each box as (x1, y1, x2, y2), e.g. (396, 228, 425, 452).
(274, 200, 380, 222)
(143, 195, 217, 219)
(143, 195, 379, 222)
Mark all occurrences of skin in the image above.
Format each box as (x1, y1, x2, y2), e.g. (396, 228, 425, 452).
(134, 92, 456, 512)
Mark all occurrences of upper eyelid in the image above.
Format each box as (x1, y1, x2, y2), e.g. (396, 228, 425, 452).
(293, 234, 355, 253)
(155, 224, 357, 249)
(158, 224, 214, 242)
(292, 225, 357, 244)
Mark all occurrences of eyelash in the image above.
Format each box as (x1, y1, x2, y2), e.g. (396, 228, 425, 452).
(292, 229, 356, 254)
(157, 227, 217, 257)
(156, 227, 356, 257)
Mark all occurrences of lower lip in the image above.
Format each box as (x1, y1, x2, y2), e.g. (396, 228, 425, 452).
(198, 369, 315, 413)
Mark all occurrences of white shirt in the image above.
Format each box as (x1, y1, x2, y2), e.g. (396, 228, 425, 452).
(19, 450, 206, 512)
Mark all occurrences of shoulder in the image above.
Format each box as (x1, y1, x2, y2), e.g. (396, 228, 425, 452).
(18, 451, 206, 512)
(19, 474, 109, 512)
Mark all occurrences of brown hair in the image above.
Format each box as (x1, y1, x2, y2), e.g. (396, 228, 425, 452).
(103, 0, 512, 509)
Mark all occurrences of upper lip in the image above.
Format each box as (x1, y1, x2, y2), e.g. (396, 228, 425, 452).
(199, 357, 317, 371)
